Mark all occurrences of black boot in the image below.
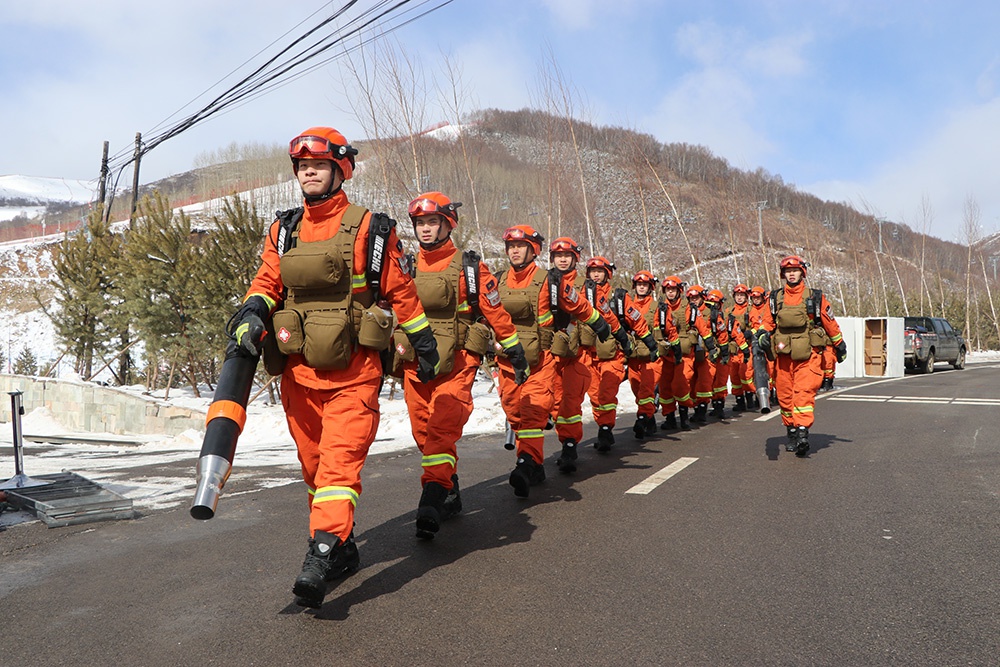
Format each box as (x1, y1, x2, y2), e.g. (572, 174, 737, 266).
(692, 403, 708, 423)
(596, 425, 615, 452)
(632, 417, 646, 439)
(509, 453, 545, 497)
(709, 399, 724, 418)
(293, 531, 360, 608)
(734, 395, 746, 412)
(556, 440, 578, 473)
(770, 388, 778, 404)
(820, 377, 834, 392)
(785, 425, 798, 452)
(679, 406, 691, 430)
(644, 414, 658, 436)
(415, 481, 449, 540)
(661, 412, 678, 431)
(795, 426, 810, 457)
(441, 474, 462, 520)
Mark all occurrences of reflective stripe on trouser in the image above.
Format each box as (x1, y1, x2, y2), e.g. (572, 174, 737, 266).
(281, 375, 380, 541)
(629, 359, 660, 417)
(657, 357, 678, 414)
(775, 349, 824, 428)
(584, 349, 624, 427)
(821, 345, 837, 378)
(554, 354, 591, 443)
(403, 349, 478, 490)
(693, 357, 714, 405)
(729, 359, 747, 395)
(497, 353, 556, 465)
(672, 354, 696, 409)
(712, 360, 730, 400)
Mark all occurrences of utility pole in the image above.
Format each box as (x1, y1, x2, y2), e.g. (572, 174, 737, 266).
(756, 201, 771, 290)
(98, 141, 109, 219)
(129, 132, 142, 229)
(876, 216, 886, 254)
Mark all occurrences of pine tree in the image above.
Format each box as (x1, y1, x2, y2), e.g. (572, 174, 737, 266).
(45, 208, 122, 379)
(12, 348, 38, 376)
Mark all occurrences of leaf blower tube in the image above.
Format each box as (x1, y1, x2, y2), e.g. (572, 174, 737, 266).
(191, 341, 259, 520)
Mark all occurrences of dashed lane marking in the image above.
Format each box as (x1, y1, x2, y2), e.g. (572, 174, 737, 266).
(625, 457, 698, 495)
(829, 395, 1000, 406)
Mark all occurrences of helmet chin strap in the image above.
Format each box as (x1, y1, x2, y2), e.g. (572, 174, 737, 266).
(416, 228, 451, 251)
(302, 181, 342, 204)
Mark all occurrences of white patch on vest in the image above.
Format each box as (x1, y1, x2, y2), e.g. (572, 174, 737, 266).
(278, 327, 291, 343)
(396, 343, 407, 355)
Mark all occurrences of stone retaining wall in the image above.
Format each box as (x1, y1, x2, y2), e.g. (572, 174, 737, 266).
(0, 374, 206, 436)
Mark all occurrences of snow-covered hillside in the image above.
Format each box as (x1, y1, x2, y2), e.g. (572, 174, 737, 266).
(0, 174, 97, 223)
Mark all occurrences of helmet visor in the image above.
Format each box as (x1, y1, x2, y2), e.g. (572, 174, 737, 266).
(408, 198, 460, 219)
(289, 135, 357, 160)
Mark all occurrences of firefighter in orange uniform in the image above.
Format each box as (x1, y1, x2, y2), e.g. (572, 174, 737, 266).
(547, 237, 594, 473)
(627, 271, 677, 438)
(581, 257, 658, 450)
(728, 284, 754, 412)
(402, 192, 527, 539)
(233, 127, 439, 608)
(496, 226, 612, 496)
(655, 276, 687, 429)
(704, 289, 748, 418)
(688, 285, 720, 423)
(756, 255, 847, 456)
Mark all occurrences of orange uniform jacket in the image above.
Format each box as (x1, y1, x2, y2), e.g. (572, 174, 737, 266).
(245, 192, 430, 388)
(757, 282, 843, 344)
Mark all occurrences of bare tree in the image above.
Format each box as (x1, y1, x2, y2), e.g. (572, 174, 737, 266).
(962, 196, 982, 340)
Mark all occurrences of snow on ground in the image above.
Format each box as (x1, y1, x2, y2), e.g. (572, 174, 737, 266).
(0, 174, 97, 204)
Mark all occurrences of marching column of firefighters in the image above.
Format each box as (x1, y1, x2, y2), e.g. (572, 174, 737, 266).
(209, 125, 849, 609)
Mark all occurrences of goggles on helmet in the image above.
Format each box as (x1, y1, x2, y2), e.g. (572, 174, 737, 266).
(289, 135, 359, 161)
(550, 238, 583, 257)
(408, 197, 461, 219)
(733, 284, 750, 295)
(503, 226, 543, 243)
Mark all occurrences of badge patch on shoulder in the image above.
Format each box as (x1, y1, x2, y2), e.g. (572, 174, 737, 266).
(565, 286, 579, 303)
(486, 289, 501, 307)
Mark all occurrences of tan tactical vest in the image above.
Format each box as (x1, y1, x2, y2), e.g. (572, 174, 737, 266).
(673, 305, 700, 355)
(771, 288, 830, 361)
(269, 205, 390, 370)
(498, 267, 552, 367)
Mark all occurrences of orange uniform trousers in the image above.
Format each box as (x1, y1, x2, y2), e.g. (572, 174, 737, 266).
(498, 352, 556, 464)
(629, 358, 661, 418)
(693, 355, 715, 406)
(712, 358, 731, 401)
(581, 348, 624, 428)
(281, 374, 380, 542)
(553, 352, 591, 444)
(820, 345, 837, 381)
(403, 350, 479, 491)
(774, 349, 824, 428)
(670, 353, 696, 410)
(657, 356, 679, 414)
(730, 354, 752, 396)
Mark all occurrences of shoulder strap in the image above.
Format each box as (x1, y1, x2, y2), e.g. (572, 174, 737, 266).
(274, 207, 304, 257)
(769, 288, 782, 317)
(808, 288, 823, 325)
(612, 288, 628, 319)
(462, 250, 482, 315)
(547, 268, 563, 309)
(362, 208, 390, 300)
(584, 279, 597, 306)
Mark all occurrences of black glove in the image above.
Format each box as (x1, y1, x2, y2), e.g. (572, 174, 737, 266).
(743, 349, 751, 363)
(705, 338, 720, 363)
(506, 342, 531, 385)
(672, 342, 683, 364)
(835, 340, 848, 363)
(589, 316, 611, 342)
(613, 328, 632, 356)
(757, 331, 771, 353)
(720, 350, 730, 365)
(228, 295, 269, 357)
(641, 334, 658, 362)
(407, 328, 440, 383)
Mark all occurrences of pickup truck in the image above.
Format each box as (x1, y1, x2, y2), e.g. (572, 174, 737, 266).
(903, 316, 966, 373)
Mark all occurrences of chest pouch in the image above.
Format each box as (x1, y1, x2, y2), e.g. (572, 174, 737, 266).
(279, 245, 346, 290)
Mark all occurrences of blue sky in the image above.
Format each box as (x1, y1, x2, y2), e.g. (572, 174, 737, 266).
(2, 0, 998, 242)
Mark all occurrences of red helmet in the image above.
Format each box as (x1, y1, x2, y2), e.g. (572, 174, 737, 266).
(503, 225, 544, 256)
(586, 256, 616, 276)
(289, 127, 358, 180)
(779, 254, 809, 277)
(549, 237, 583, 261)
(732, 283, 750, 295)
(632, 270, 657, 286)
(408, 192, 461, 229)
(750, 285, 766, 298)
(705, 289, 725, 304)
(686, 285, 705, 299)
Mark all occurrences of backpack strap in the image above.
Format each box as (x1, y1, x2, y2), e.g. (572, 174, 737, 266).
(363, 210, 391, 301)
(274, 207, 304, 257)
(808, 288, 823, 326)
(462, 249, 482, 316)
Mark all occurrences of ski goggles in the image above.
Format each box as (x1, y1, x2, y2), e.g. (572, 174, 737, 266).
(288, 135, 358, 160)
(503, 227, 543, 244)
(408, 198, 461, 218)
(549, 238, 582, 256)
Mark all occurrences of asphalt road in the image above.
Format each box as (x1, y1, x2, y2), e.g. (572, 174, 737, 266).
(3, 362, 999, 666)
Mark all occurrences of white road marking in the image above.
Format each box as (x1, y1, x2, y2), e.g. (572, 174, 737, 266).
(830, 396, 1000, 406)
(625, 457, 698, 495)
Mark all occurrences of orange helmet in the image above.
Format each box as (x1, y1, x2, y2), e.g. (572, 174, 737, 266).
(289, 127, 358, 180)
(732, 283, 750, 295)
(686, 285, 705, 299)
(503, 225, 544, 255)
(662, 275, 684, 290)
(408, 191, 461, 229)
(750, 285, 766, 298)
(705, 289, 725, 304)
(779, 254, 809, 277)
(632, 270, 657, 286)
(586, 256, 616, 276)
(549, 236, 583, 261)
